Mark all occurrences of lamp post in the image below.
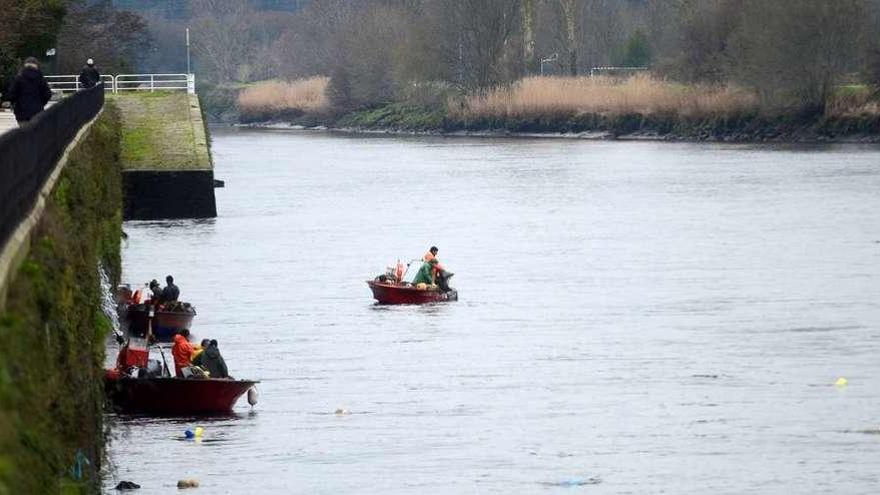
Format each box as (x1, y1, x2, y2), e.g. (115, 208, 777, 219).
(186, 27, 191, 75)
(45, 48, 56, 76)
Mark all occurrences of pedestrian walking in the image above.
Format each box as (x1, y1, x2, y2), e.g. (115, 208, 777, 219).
(5, 57, 52, 126)
(78, 58, 100, 89)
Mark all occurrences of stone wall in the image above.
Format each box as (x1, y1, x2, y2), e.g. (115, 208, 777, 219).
(0, 103, 123, 494)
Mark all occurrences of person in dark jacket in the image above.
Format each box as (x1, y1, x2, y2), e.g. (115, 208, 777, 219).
(148, 279, 163, 301)
(78, 59, 100, 89)
(162, 275, 180, 302)
(193, 340, 229, 378)
(6, 57, 52, 125)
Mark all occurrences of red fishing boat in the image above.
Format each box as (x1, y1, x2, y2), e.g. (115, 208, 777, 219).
(367, 279, 458, 304)
(105, 338, 258, 415)
(125, 303, 196, 341)
(117, 285, 196, 341)
(105, 375, 258, 415)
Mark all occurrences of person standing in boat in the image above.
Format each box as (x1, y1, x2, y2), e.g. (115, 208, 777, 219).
(171, 329, 194, 377)
(162, 275, 180, 302)
(423, 246, 439, 263)
(421, 246, 445, 282)
(193, 340, 229, 379)
(148, 279, 163, 302)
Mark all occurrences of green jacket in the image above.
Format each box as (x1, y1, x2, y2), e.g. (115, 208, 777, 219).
(412, 262, 434, 285)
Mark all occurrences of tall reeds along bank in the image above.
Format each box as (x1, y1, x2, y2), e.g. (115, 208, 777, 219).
(449, 75, 759, 133)
(0, 103, 123, 494)
(238, 77, 330, 123)
(447, 75, 880, 139)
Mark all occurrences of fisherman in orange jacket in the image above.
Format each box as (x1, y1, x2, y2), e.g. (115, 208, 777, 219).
(171, 329, 194, 377)
(423, 246, 438, 263)
(422, 246, 444, 282)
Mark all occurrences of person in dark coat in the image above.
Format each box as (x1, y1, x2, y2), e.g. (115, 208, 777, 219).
(162, 275, 180, 302)
(78, 59, 100, 89)
(6, 57, 52, 125)
(193, 340, 229, 378)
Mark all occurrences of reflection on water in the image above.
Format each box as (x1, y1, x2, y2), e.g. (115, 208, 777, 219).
(104, 129, 880, 494)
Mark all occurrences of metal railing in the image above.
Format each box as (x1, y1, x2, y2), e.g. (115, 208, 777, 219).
(46, 75, 115, 94)
(46, 74, 195, 94)
(0, 83, 105, 249)
(114, 74, 194, 94)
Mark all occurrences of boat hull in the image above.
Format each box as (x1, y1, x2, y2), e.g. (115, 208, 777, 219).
(367, 280, 458, 305)
(105, 376, 256, 415)
(125, 305, 195, 341)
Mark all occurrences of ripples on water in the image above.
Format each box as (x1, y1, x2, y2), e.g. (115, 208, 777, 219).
(103, 130, 880, 494)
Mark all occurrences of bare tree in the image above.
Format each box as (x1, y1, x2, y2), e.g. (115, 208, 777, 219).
(522, 0, 537, 73)
(731, 0, 868, 112)
(559, 0, 578, 75)
(56, 3, 151, 74)
(190, 0, 255, 83)
(434, 0, 522, 90)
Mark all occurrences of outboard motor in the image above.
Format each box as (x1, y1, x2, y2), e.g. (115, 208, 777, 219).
(436, 270, 454, 293)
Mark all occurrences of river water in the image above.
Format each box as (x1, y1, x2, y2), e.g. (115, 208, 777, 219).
(103, 129, 880, 494)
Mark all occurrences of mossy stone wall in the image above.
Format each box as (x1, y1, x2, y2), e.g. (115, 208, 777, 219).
(0, 102, 122, 494)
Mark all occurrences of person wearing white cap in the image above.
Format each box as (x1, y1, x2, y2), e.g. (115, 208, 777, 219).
(78, 58, 100, 89)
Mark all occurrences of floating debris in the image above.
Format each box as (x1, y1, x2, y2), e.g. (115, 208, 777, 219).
(177, 479, 199, 489)
(335, 408, 351, 415)
(115, 480, 140, 491)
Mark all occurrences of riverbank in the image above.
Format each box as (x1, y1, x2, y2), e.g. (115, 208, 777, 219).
(239, 102, 880, 143)
(112, 92, 216, 219)
(234, 76, 880, 143)
(0, 103, 122, 494)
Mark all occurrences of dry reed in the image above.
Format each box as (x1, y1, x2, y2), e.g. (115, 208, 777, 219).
(238, 77, 330, 114)
(451, 75, 758, 120)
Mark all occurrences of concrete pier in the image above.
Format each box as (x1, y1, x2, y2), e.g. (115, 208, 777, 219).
(113, 92, 216, 219)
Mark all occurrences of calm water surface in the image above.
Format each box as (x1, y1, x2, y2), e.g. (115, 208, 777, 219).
(103, 129, 880, 494)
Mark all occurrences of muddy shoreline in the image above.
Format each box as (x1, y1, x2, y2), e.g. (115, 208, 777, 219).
(235, 121, 880, 144)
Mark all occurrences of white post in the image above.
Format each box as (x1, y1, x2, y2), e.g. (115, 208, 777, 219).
(186, 28, 191, 75)
(150, 74, 154, 92)
(187, 73, 195, 94)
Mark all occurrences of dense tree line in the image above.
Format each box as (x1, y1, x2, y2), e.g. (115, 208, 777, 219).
(3, 0, 880, 114)
(1, 0, 151, 90)
(160, 0, 880, 113)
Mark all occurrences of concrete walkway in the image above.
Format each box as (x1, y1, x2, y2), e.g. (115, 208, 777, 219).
(0, 109, 17, 135)
(0, 102, 59, 136)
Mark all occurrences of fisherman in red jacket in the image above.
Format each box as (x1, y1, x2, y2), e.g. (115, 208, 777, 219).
(171, 329, 194, 377)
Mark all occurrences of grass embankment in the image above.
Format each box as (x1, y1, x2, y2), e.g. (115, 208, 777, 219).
(238, 75, 880, 141)
(112, 92, 211, 170)
(0, 103, 123, 494)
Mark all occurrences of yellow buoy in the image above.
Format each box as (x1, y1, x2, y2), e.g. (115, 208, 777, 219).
(835, 377, 848, 387)
(194, 427, 203, 438)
